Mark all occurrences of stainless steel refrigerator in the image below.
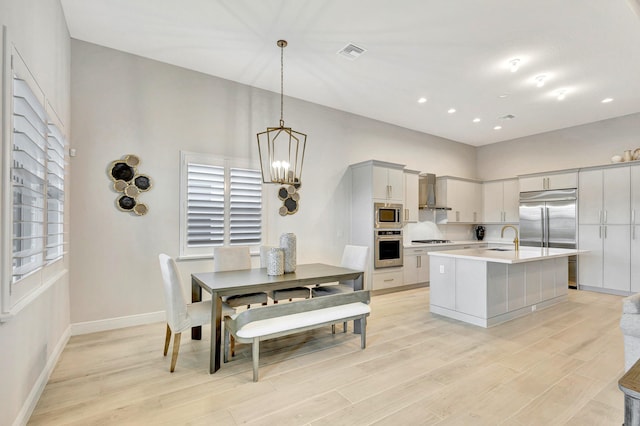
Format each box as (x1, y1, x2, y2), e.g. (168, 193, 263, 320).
(519, 188, 577, 288)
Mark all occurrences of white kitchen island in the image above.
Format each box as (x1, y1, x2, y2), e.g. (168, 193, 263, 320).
(428, 247, 581, 327)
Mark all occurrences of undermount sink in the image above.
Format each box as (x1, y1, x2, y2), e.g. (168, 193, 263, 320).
(487, 248, 512, 251)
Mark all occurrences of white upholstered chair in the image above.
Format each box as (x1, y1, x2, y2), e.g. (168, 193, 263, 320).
(158, 253, 234, 372)
(621, 293, 640, 371)
(214, 246, 268, 308)
(312, 245, 369, 332)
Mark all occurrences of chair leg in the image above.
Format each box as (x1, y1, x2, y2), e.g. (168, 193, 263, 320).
(163, 324, 171, 356)
(231, 334, 236, 357)
(224, 327, 230, 363)
(274, 300, 278, 304)
(170, 332, 182, 372)
(343, 321, 347, 333)
(252, 338, 260, 382)
(331, 324, 336, 334)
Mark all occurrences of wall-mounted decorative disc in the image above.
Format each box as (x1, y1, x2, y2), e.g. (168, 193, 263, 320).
(109, 154, 152, 216)
(277, 184, 300, 215)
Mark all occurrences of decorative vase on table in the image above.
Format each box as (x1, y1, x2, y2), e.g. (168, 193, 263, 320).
(280, 233, 297, 273)
(266, 248, 284, 276)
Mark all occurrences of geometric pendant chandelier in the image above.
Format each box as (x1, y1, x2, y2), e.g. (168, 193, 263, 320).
(256, 40, 307, 186)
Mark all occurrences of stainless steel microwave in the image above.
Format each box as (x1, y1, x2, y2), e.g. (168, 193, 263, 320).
(374, 203, 403, 229)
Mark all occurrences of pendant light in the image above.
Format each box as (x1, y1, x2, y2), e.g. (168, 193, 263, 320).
(256, 40, 307, 185)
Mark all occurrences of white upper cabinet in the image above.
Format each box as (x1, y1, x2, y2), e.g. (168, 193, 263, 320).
(372, 164, 404, 202)
(437, 177, 482, 223)
(403, 169, 419, 222)
(579, 166, 630, 225)
(519, 171, 577, 192)
(482, 179, 519, 223)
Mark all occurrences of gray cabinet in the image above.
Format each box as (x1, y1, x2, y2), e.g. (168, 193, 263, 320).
(436, 177, 482, 223)
(519, 171, 577, 192)
(482, 179, 519, 223)
(403, 169, 419, 222)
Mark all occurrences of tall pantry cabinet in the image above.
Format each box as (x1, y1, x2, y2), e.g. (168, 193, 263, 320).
(578, 165, 632, 293)
(350, 160, 406, 291)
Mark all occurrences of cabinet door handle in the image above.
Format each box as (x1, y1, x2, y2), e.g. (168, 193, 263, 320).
(404, 208, 408, 221)
(384, 278, 394, 282)
(456, 211, 460, 222)
(417, 256, 421, 268)
(604, 225, 607, 239)
(599, 225, 602, 239)
(604, 210, 607, 224)
(598, 210, 602, 224)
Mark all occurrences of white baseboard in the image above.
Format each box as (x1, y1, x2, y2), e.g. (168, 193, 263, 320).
(13, 325, 71, 426)
(71, 311, 165, 336)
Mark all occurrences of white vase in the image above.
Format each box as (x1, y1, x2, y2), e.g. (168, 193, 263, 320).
(280, 233, 297, 273)
(266, 248, 284, 276)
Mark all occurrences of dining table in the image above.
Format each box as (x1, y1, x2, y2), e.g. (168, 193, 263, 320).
(191, 262, 365, 374)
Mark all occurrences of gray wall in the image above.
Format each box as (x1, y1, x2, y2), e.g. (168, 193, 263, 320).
(0, 0, 70, 425)
(477, 112, 640, 180)
(69, 39, 477, 325)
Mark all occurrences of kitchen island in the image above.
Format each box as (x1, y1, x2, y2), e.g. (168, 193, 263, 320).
(428, 247, 581, 327)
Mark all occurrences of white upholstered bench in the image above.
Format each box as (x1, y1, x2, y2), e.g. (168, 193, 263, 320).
(224, 290, 371, 381)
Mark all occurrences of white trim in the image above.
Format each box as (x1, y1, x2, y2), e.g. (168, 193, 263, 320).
(12, 325, 70, 426)
(70, 310, 166, 336)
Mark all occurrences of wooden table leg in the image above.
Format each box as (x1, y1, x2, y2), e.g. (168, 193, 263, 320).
(191, 277, 202, 340)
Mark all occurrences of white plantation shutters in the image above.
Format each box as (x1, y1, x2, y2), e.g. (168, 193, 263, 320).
(229, 168, 262, 245)
(186, 163, 225, 247)
(46, 123, 66, 262)
(180, 153, 263, 257)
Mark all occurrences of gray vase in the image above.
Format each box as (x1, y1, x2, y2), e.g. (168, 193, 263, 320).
(280, 233, 297, 273)
(266, 247, 284, 276)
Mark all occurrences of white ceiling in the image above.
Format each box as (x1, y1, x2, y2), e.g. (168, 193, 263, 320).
(60, 0, 640, 146)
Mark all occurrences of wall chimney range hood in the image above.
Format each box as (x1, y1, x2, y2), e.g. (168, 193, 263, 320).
(419, 173, 451, 210)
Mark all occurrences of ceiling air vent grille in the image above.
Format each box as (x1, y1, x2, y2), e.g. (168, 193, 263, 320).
(500, 114, 516, 120)
(337, 43, 366, 60)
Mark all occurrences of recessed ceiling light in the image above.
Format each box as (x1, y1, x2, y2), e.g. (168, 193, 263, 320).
(601, 97, 614, 103)
(555, 89, 567, 101)
(494, 125, 502, 130)
(417, 97, 427, 104)
(473, 118, 481, 123)
(508, 58, 521, 72)
(534, 75, 547, 87)
(448, 108, 456, 114)
(498, 93, 510, 99)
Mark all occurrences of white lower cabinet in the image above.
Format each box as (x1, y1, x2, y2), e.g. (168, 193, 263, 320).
(578, 224, 630, 292)
(372, 268, 404, 291)
(403, 247, 429, 285)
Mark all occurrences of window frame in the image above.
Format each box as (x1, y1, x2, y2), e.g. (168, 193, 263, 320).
(179, 151, 265, 260)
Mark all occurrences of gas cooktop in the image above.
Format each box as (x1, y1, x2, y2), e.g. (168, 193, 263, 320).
(412, 239, 452, 244)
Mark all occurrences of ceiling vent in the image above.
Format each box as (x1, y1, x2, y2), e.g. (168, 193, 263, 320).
(500, 114, 516, 120)
(337, 43, 366, 60)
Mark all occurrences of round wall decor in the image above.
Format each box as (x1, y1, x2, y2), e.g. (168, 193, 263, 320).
(108, 154, 152, 216)
(277, 184, 300, 216)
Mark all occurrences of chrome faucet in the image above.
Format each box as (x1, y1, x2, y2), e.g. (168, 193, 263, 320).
(501, 225, 519, 252)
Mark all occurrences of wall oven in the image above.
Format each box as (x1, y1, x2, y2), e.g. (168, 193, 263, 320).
(374, 203, 403, 229)
(374, 229, 403, 269)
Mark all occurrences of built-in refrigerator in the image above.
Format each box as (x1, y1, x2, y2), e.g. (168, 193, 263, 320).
(519, 188, 577, 288)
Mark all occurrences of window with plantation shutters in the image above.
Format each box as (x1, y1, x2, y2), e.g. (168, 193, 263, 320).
(180, 153, 263, 258)
(186, 163, 225, 247)
(46, 122, 66, 263)
(229, 168, 262, 245)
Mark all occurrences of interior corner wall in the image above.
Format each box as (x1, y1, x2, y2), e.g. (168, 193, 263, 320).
(68, 39, 476, 325)
(476, 112, 640, 180)
(0, 1, 71, 425)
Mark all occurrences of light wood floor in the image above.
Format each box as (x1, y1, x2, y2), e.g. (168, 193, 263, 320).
(29, 288, 626, 425)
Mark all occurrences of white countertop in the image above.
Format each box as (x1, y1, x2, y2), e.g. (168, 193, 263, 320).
(405, 240, 486, 248)
(427, 246, 583, 264)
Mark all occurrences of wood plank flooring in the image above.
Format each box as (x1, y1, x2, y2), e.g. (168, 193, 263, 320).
(29, 288, 626, 425)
